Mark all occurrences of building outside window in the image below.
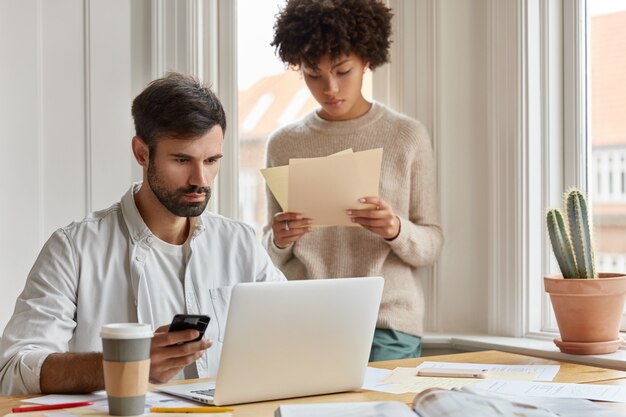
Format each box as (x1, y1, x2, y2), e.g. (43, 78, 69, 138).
(590, 2, 626, 280)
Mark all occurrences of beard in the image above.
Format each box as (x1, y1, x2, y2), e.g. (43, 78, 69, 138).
(147, 161, 211, 217)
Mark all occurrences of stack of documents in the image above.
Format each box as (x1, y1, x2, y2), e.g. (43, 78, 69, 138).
(261, 148, 383, 227)
(362, 362, 561, 394)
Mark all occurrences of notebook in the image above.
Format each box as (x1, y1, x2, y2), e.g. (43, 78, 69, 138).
(157, 276, 384, 406)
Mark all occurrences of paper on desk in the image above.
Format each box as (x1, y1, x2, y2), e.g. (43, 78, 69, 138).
(361, 367, 482, 394)
(21, 392, 199, 416)
(463, 386, 626, 417)
(288, 148, 383, 226)
(5, 409, 231, 417)
(275, 401, 415, 417)
(387, 376, 483, 394)
(260, 149, 353, 212)
(417, 361, 560, 381)
(475, 380, 626, 403)
(88, 392, 198, 413)
(22, 393, 107, 405)
(381, 367, 537, 396)
(361, 367, 398, 393)
(383, 367, 418, 383)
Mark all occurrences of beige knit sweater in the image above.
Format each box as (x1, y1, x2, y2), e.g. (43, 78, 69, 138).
(262, 102, 443, 337)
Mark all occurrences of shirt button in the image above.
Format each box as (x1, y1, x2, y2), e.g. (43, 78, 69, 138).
(136, 255, 143, 262)
(146, 236, 153, 244)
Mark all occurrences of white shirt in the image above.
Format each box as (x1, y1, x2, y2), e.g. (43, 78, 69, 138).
(0, 183, 286, 395)
(144, 236, 188, 330)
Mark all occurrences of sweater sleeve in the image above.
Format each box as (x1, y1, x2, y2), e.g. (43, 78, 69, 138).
(386, 123, 444, 267)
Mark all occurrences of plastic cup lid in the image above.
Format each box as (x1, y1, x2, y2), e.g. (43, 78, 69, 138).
(100, 323, 154, 339)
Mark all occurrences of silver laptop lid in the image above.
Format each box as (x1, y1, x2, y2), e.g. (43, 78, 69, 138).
(213, 277, 384, 406)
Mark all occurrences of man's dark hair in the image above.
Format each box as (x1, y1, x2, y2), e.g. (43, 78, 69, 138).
(131, 72, 226, 151)
(271, 0, 393, 70)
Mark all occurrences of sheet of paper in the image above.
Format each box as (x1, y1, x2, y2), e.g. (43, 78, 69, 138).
(463, 386, 625, 417)
(7, 409, 231, 417)
(474, 380, 626, 403)
(22, 393, 107, 405)
(22, 392, 198, 415)
(387, 376, 483, 394)
(260, 149, 353, 212)
(260, 165, 289, 210)
(88, 392, 198, 413)
(384, 366, 536, 387)
(417, 361, 560, 381)
(276, 401, 414, 417)
(288, 148, 383, 226)
(383, 367, 418, 383)
(361, 367, 398, 393)
(486, 371, 536, 381)
(7, 409, 103, 417)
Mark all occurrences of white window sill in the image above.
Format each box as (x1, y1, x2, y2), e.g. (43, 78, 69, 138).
(422, 333, 626, 371)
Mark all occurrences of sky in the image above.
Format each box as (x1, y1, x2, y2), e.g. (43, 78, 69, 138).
(590, 0, 626, 15)
(238, 0, 287, 90)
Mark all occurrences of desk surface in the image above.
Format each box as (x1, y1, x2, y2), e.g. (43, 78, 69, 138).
(3, 350, 626, 417)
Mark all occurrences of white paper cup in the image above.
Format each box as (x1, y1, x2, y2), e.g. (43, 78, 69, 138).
(101, 323, 153, 416)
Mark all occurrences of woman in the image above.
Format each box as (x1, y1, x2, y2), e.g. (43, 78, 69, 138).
(263, 0, 443, 361)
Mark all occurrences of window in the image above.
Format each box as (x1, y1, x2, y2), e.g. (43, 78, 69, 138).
(589, 2, 626, 271)
(587, 0, 626, 327)
(236, 0, 372, 237)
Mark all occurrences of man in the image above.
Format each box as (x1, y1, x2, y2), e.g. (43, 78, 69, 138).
(0, 72, 285, 395)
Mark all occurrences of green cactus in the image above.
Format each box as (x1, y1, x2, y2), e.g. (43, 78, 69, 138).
(546, 188, 597, 279)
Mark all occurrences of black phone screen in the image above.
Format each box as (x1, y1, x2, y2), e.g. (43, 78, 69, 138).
(168, 314, 210, 342)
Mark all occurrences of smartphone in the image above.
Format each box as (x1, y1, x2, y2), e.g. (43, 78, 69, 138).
(417, 367, 487, 379)
(168, 314, 210, 342)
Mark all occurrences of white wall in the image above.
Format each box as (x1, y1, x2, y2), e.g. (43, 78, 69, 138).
(0, 0, 147, 331)
(436, 0, 490, 333)
(0, 0, 493, 335)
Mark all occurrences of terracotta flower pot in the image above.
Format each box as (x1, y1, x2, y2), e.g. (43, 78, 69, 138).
(544, 273, 626, 354)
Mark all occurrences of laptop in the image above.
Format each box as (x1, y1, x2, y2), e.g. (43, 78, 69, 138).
(157, 276, 384, 406)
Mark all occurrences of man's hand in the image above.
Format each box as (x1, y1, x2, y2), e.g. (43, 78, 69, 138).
(149, 324, 212, 384)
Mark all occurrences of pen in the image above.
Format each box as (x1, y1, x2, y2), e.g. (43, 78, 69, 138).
(12, 401, 95, 413)
(149, 407, 234, 413)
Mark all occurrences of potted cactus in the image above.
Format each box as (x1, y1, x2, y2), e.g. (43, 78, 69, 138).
(545, 188, 626, 354)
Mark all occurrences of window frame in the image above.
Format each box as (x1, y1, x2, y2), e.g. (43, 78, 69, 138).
(486, 0, 590, 339)
(205, 0, 598, 341)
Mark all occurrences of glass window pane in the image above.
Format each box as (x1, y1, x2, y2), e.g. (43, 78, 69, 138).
(589, 2, 626, 280)
(237, 0, 372, 237)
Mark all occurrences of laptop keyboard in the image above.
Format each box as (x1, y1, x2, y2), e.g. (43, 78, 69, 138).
(191, 388, 215, 397)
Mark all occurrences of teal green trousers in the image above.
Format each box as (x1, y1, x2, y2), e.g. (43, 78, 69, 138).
(369, 328, 422, 362)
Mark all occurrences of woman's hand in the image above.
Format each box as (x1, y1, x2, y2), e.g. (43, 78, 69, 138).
(272, 212, 313, 249)
(346, 197, 400, 240)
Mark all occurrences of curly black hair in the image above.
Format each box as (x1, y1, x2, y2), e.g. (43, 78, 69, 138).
(271, 0, 393, 70)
